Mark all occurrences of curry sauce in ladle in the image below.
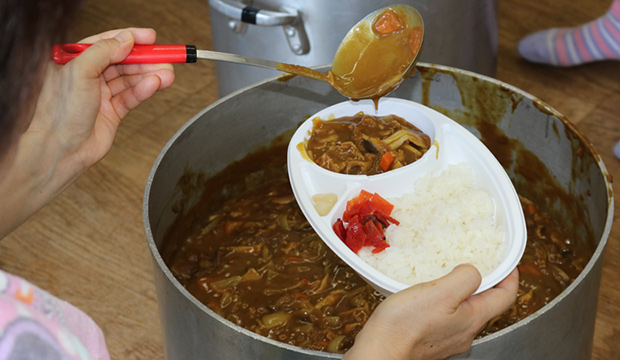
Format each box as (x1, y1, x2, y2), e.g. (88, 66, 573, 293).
(278, 5, 424, 105)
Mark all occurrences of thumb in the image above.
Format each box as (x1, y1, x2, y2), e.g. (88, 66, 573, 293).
(435, 264, 482, 308)
(74, 30, 134, 76)
(465, 267, 519, 320)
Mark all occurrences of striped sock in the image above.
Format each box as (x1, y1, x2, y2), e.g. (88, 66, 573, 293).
(614, 140, 620, 160)
(518, 0, 620, 66)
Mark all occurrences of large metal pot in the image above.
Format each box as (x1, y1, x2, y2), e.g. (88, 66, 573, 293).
(208, 0, 498, 96)
(143, 64, 614, 359)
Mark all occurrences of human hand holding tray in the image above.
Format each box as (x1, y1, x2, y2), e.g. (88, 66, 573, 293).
(287, 97, 526, 296)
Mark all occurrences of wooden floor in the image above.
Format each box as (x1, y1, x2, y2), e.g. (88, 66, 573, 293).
(1, 0, 618, 358)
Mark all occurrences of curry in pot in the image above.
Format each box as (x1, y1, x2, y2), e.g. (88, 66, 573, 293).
(163, 141, 593, 354)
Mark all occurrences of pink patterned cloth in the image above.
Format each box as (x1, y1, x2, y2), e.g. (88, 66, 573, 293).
(0, 270, 109, 360)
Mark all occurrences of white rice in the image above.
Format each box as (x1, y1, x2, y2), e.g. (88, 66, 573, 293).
(357, 163, 506, 285)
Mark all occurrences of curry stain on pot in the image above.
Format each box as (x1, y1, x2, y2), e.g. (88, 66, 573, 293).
(529, 90, 613, 201)
(416, 65, 598, 252)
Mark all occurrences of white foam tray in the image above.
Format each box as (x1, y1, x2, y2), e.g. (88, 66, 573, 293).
(287, 98, 526, 296)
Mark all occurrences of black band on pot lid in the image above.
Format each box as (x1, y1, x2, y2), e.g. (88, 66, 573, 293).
(241, 6, 259, 24)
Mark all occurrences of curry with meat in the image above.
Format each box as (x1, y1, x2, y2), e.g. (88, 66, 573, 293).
(305, 113, 431, 175)
(163, 141, 593, 354)
(165, 144, 382, 353)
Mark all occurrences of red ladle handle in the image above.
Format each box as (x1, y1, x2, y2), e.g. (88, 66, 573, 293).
(52, 44, 198, 64)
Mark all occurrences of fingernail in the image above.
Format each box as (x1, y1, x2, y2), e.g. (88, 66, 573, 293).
(114, 30, 132, 43)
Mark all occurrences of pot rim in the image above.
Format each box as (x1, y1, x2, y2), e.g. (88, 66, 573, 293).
(142, 62, 614, 352)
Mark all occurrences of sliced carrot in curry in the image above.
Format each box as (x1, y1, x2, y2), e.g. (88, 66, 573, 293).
(379, 152, 395, 172)
(373, 9, 404, 35)
(207, 301, 219, 310)
(518, 262, 543, 277)
(294, 291, 309, 300)
(409, 27, 423, 55)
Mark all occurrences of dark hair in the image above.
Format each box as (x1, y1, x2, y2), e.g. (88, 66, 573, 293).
(0, 0, 83, 160)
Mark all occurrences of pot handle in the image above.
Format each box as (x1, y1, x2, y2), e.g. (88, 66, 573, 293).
(209, 0, 298, 26)
(209, 0, 310, 55)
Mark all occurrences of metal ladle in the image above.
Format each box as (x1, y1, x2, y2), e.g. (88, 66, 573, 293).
(52, 5, 423, 101)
